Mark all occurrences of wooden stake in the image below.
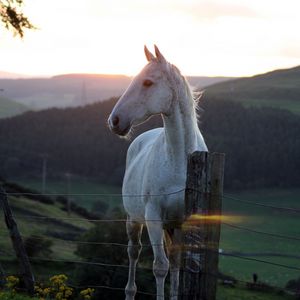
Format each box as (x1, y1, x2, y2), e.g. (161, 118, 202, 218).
(180, 151, 225, 300)
(0, 187, 35, 295)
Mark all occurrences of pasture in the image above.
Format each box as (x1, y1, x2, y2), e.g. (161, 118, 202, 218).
(11, 178, 300, 289)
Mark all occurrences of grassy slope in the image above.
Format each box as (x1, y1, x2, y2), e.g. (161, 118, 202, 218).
(205, 66, 300, 114)
(217, 284, 295, 300)
(219, 189, 300, 288)
(0, 193, 92, 261)
(14, 178, 122, 211)
(2, 180, 299, 299)
(0, 97, 29, 118)
(11, 179, 300, 290)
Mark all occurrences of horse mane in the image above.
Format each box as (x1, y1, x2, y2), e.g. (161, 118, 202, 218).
(166, 63, 203, 122)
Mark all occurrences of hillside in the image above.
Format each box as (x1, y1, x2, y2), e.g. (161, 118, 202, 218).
(0, 97, 299, 190)
(0, 96, 29, 118)
(0, 74, 232, 111)
(205, 65, 300, 114)
(0, 178, 96, 267)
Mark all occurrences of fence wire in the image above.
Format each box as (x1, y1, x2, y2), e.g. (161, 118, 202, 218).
(1, 187, 300, 297)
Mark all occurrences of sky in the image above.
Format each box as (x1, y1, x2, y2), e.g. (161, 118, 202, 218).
(1, 0, 300, 77)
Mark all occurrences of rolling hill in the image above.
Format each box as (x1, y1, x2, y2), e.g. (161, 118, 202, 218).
(0, 179, 93, 262)
(0, 74, 232, 111)
(0, 96, 30, 118)
(205, 65, 300, 114)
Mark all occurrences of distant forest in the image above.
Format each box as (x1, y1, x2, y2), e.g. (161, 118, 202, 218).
(0, 96, 299, 189)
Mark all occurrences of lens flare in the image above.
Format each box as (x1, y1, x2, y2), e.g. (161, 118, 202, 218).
(182, 214, 246, 230)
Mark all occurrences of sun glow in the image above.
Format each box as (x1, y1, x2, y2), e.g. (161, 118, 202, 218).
(185, 214, 246, 225)
(1, 0, 300, 77)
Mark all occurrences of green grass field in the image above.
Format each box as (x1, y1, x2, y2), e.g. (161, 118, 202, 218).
(7, 179, 300, 295)
(219, 189, 300, 288)
(14, 178, 122, 211)
(205, 66, 300, 114)
(0, 97, 29, 118)
(0, 193, 92, 261)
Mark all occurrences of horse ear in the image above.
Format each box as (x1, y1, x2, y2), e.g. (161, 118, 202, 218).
(154, 45, 167, 64)
(144, 45, 155, 62)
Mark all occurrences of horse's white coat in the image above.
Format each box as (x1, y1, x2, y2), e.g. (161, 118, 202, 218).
(108, 46, 207, 300)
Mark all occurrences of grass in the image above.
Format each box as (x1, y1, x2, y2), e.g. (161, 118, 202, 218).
(205, 66, 300, 114)
(217, 283, 295, 300)
(0, 194, 92, 261)
(0, 97, 28, 119)
(0, 292, 37, 300)
(14, 178, 122, 211)
(5, 178, 300, 295)
(219, 188, 300, 288)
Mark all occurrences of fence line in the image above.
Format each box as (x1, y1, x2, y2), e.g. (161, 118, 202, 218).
(4, 230, 300, 262)
(222, 222, 300, 242)
(68, 283, 157, 297)
(5, 188, 185, 198)
(10, 214, 300, 241)
(1, 251, 297, 297)
(2, 241, 300, 272)
(1, 249, 297, 296)
(5, 190, 300, 213)
(1, 187, 300, 297)
(224, 194, 300, 213)
(2, 219, 298, 245)
(220, 253, 300, 271)
(1, 249, 299, 296)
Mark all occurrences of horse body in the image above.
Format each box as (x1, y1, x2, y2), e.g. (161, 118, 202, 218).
(108, 46, 207, 300)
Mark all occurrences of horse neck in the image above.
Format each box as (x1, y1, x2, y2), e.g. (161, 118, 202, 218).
(162, 80, 199, 161)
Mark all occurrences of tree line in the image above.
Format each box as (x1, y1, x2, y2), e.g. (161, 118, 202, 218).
(0, 96, 299, 190)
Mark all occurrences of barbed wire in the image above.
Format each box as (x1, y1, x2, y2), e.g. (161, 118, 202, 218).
(4, 218, 299, 246)
(1, 186, 300, 297)
(220, 252, 300, 271)
(5, 188, 185, 198)
(68, 283, 157, 297)
(2, 240, 300, 273)
(222, 222, 300, 242)
(1, 248, 298, 296)
(223, 193, 300, 213)
(3, 188, 300, 214)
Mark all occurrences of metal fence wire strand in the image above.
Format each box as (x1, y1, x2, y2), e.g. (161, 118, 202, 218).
(0, 250, 298, 296)
(1, 187, 300, 297)
(4, 188, 299, 213)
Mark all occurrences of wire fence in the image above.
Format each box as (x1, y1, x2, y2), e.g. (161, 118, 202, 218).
(1, 187, 300, 297)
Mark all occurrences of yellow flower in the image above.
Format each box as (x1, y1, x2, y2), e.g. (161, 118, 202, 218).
(59, 285, 65, 292)
(55, 292, 63, 300)
(80, 287, 95, 299)
(5, 275, 19, 290)
(65, 288, 73, 297)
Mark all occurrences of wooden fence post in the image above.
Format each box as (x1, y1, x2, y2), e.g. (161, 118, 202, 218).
(0, 263, 5, 287)
(0, 186, 35, 295)
(179, 151, 225, 300)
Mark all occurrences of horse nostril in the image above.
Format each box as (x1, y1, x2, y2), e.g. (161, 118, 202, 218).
(112, 115, 120, 127)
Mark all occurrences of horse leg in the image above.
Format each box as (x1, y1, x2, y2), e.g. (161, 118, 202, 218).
(125, 219, 143, 300)
(168, 228, 182, 300)
(146, 216, 169, 300)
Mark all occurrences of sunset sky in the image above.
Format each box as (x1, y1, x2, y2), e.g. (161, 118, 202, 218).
(1, 0, 300, 77)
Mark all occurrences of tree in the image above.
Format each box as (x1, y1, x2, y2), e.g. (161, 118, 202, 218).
(0, 0, 35, 37)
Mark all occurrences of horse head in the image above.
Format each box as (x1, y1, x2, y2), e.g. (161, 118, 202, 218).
(108, 45, 174, 136)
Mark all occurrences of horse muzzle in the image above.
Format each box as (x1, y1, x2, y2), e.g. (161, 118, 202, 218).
(108, 114, 131, 136)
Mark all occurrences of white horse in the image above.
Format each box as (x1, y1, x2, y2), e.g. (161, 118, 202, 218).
(108, 46, 207, 300)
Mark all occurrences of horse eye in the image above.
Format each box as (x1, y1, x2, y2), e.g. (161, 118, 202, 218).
(143, 79, 153, 87)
